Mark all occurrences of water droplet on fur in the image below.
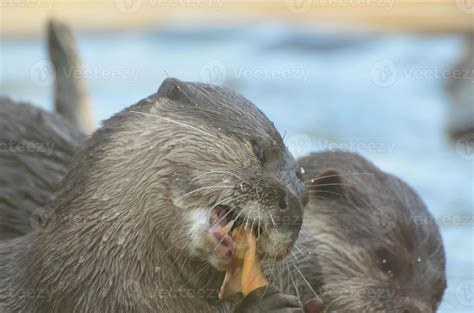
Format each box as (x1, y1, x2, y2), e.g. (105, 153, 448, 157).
(382, 259, 387, 264)
(78, 256, 85, 264)
(300, 167, 305, 175)
(102, 234, 110, 242)
(155, 266, 161, 273)
(102, 194, 111, 201)
(417, 257, 422, 263)
(387, 270, 394, 278)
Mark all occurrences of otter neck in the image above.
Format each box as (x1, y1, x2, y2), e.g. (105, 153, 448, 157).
(21, 192, 224, 310)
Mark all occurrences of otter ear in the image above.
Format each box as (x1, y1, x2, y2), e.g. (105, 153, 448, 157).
(157, 77, 196, 106)
(309, 170, 346, 200)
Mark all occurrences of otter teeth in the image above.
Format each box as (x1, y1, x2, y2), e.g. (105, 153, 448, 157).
(211, 205, 263, 239)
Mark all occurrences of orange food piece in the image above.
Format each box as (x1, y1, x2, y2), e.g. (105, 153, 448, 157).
(218, 225, 268, 300)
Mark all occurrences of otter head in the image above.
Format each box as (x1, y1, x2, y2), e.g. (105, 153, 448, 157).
(150, 79, 309, 271)
(86, 78, 307, 273)
(295, 152, 446, 313)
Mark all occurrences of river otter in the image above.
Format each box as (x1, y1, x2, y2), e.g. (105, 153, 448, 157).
(0, 20, 91, 240)
(0, 98, 85, 240)
(0, 78, 308, 312)
(275, 151, 446, 312)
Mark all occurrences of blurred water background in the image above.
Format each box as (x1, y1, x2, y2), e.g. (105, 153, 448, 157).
(1, 23, 472, 312)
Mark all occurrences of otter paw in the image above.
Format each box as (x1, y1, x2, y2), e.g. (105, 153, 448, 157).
(231, 285, 304, 313)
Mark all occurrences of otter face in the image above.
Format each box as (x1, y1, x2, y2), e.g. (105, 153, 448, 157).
(294, 152, 446, 313)
(132, 78, 307, 271)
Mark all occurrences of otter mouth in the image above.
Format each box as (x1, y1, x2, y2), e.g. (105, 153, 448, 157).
(207, 204, 268, 264)
(209, 205, 269, 301)
(209, 205, 264, 247)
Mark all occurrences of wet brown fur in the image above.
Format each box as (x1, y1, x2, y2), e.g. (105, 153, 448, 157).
(0, 78, 307, 313)
(274, 151, 447, 313)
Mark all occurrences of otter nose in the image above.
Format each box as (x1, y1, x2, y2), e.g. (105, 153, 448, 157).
(275, 190, 303, 229)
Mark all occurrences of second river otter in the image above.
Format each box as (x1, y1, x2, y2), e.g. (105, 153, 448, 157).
(0, 78, 308, 312)
(274, 151, 447, 313)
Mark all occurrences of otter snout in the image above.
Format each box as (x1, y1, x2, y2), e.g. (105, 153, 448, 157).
(241, 176, 304, 231)
(275, 189, 304, 234)
(237, 177, 305, 259)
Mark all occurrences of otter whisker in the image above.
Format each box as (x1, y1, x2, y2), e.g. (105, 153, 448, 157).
(280, 261, 285, 294)
(211, 208, 235, 227)
(178, 262, 211, 289)
(177, 185, 233, 201)
(289, 252, 321, 301)
(191, 170, 244, 182)
(212, 198, 252, 253)
(244, 217, 250, 231)
(208, 196, 246, 228)
(269, 214, 278, 228)
(130, 110, 219, 140)
(170, 243, 193, 284)
(283, 259, 291, 293)
(309, 182, 359, 189)
(308, 190, 344, 198)
(303, 172, 375, 184)
(287, 258, 302, 306)
(214, 224, 235, 253)
(293, 245, 312, 266)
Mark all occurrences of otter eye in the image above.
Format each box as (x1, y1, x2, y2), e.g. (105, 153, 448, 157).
(253, 144, 265, 162)
(296, 167, 305, 181)
(376, 249, 396, 278)
(380, 258, 394, 278)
